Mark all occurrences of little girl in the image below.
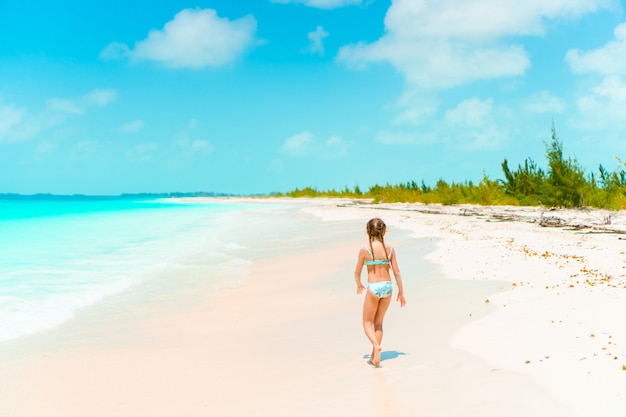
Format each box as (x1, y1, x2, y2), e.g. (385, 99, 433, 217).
(354, 217, 406, 367)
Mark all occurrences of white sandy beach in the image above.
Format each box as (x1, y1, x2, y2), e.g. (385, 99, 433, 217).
(1, 198, 625, 416)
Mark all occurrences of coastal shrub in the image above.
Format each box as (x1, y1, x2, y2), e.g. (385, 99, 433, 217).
(543, 125, 586, 207)
(281, 124, 626, 210)
(501, 158, 546, 205)
(583, 160, 626, 210)
(473, 174, 519, 206)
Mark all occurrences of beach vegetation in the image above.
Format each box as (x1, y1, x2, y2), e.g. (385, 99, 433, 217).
(279, 125, 626, 210)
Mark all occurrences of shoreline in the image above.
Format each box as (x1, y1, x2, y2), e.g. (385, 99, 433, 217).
(1, 198, 625, 416)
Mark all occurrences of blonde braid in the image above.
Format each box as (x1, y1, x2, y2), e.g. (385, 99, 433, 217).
(366, 218, 389, 262)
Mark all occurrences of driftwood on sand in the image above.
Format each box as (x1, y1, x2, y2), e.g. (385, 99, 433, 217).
(337, 200, 626, 236)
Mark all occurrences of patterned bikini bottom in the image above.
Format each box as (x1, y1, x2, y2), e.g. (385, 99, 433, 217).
(367, 281, 393, 299)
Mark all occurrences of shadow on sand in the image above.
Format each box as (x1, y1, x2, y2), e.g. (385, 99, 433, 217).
(363, 350, 408, 363)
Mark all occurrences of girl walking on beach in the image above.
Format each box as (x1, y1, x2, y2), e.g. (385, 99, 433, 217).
(355, 218, 406, 367)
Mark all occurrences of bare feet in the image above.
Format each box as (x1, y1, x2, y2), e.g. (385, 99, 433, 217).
(370, 344, 382, 367)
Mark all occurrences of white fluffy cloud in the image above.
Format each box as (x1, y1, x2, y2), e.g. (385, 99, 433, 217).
(561, 21, 626, 137)
(271, 0, 362, 9)
(524, 90, 566, 113)
(46, 89, 117, 115)
(119, 119, 145, 133)
(46, 98, 83, 114)
(324, 135, 350, 157)
(128, 143, 160, 161)
(283, 131, 315, 156)
(0, 103, 26, 141)
(282, 131, 350, 158)
(172, 120, 213, 156)
(101, 8, 257, 69)
(0, 89, 116, 142)
(573, 75, 626, 130)
(379, 96, 507, 150)
(85, 89, 117, 106)
(445, 98, 493, 127)
(391, 105, 438, 126)
(444, 98, 507, 150)
(338, 0, 615, 88)
(460, 125, 508, 151)
(191, 139, 210, 150)
(566, 22, 626, 75)
(554, 18, 626, 134)
(307, 26, 329, 55)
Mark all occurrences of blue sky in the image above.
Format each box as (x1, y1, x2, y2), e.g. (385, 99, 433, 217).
(2, 0, 626, 195)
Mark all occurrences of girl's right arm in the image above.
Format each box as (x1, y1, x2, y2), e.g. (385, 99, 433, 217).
(354, 248, 367, 294)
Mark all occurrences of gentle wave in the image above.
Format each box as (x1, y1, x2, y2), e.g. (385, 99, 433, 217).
(0, 197, 255, 343)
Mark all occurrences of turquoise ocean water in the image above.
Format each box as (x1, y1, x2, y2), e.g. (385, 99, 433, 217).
(0, 196, 268, 343)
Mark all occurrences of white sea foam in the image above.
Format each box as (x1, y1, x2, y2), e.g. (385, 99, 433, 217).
(0, 198, 259, 343)
(0, 278, 138, 342)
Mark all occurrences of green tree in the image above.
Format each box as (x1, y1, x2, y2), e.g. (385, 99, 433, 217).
(544, 124, 586, 207)
(501, 158, 545, 205)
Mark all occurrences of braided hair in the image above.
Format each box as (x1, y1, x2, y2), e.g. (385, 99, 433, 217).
(366, 218, 389, 263)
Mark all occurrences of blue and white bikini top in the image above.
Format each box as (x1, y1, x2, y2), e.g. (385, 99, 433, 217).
(364, 248, 393, 266)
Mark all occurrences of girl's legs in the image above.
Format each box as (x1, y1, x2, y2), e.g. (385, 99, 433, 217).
(372, 296, 391, 359)
(362, 291, 392, 367)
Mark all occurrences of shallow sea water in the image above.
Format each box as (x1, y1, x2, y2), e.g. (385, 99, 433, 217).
(0, 196, 292, 343)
